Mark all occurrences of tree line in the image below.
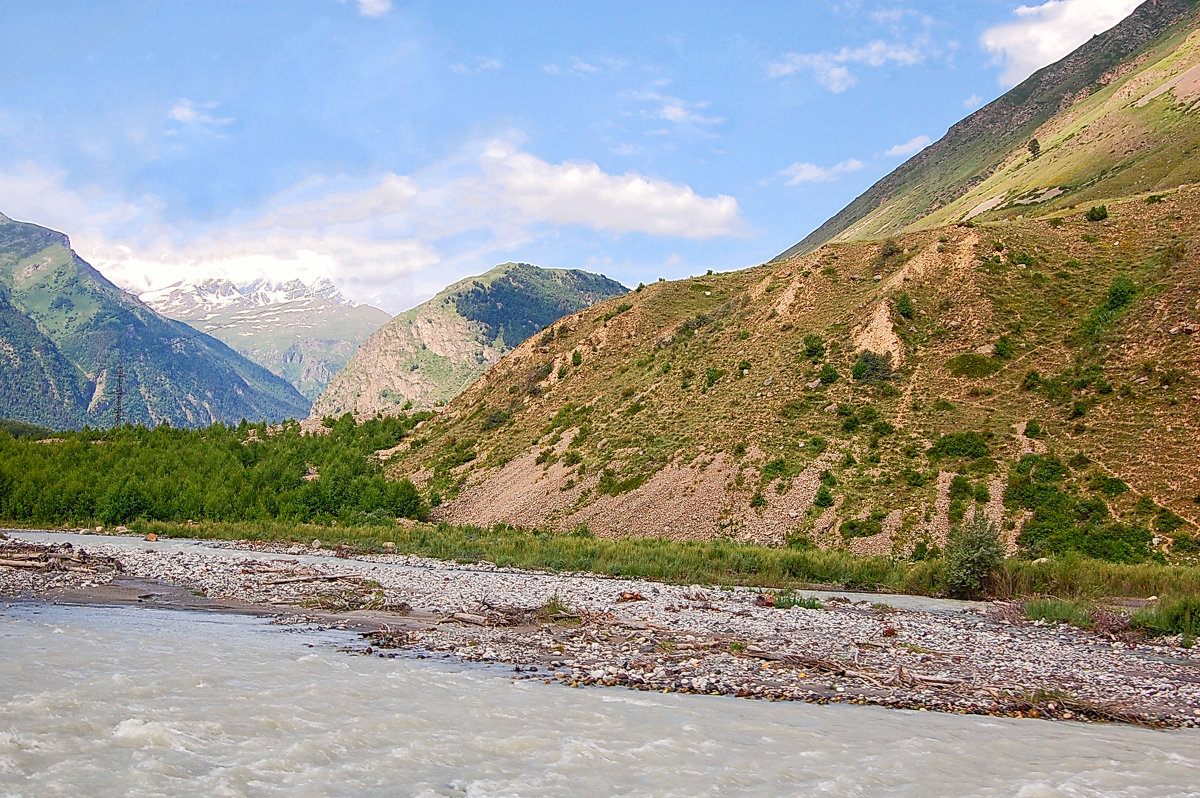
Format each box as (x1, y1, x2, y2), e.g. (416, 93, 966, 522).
(0, 413, 427, 527)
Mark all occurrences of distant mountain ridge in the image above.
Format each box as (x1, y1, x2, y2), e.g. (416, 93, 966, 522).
(311, 262, 627, 418)
(142, 277, 389, 401)
(778, 0, 1200, 258)
(0, 212, 310, 428)
(141, 276, 356, 318)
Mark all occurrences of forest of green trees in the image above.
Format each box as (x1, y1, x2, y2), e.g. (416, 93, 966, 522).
(0, 413, 427, 527)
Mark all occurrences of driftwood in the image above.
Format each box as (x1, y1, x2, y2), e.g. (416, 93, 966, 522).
(439, 612, 489, 626)
(264, 574, 360, 585)
(0, 543, 122, 573)
(0, 558, 47, 569)
(744, 646, 965, 690)
(884, 664, 966, 687)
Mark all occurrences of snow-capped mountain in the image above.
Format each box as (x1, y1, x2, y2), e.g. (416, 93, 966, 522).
(141, 277, 357, 321)
(140, 277, 389, 401)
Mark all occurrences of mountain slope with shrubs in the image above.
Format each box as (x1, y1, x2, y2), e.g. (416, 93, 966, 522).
(388, 188, 1200, 566)
(378, 5, 1200, 567)
(312, 262, 626, 417)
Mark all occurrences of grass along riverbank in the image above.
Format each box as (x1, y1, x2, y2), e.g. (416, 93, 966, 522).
(59, 518, 1200, 617)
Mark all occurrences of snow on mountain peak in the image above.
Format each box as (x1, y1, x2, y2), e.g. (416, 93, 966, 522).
(141, 276, 357, 318)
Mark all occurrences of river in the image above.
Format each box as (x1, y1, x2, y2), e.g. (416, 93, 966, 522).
(1, 601, 1198, 797)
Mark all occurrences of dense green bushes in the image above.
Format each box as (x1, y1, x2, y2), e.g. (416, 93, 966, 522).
(0, 414, 425, 527)
(0, 418, 52, 439)
(928, 431, 991, 459)
(1006, 454, 1152, 563)
(1133, 595, 1200, 640)
(852, 351, 894, 383)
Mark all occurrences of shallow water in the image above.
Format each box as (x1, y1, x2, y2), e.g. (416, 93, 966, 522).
(1, 603, 1198, 797)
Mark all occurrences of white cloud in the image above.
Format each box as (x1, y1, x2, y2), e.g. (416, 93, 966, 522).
(632, 91, 724, 127)
(451, 57, 503, 75)
(871, 9, 906, 24)
(478, 140, 743, 238)
(0, 140, 743, 312)
(963, 93, 983, 109)
(768, 40, 925, 93)
(571, 58, 601, 74)
(0, 163, 156, 237)
(167, 99, 233, 130)
(542, 56, 626, 77)
(355, 0, 391, 17)
(884, 135, 932, 157)
(780, 159, 864, 185)
(981, 0, 1140, 87)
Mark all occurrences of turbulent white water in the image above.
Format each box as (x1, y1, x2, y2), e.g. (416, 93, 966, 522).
(1, 603, 1198, 798)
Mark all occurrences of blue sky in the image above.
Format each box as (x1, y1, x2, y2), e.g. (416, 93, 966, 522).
(0, 0, 1140, 312)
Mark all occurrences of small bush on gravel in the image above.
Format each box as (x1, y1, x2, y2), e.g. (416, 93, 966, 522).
(944, 514, 1005, 599)
(803, 334, 826, 360)
(775, 591, 823, 610)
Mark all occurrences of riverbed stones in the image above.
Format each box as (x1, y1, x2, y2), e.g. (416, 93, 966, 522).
(2, 532, 1198, 728)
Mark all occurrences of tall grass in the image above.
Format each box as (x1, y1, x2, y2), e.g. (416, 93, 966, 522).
(129, 519, 1200, 602)
(1022, 597, 1094, 628)
(1133, 595, 1200, 640)
(991, 554, 1200, 600)
(133, 519, 941, 592)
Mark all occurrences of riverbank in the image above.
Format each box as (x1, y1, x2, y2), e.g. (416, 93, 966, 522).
(3, 530, 1199, 728)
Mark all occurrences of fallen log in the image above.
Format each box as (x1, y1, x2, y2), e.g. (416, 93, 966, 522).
(0, 558, 48, 569)
(744, 647, 847, 675)
(264, 574, 358, 585)
(448, 612, 489, 626)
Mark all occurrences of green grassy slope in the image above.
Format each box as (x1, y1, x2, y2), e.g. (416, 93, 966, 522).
(0, 285, 89, 428)
(185, 301, 390, 401)
(778, 0, 1200, 258)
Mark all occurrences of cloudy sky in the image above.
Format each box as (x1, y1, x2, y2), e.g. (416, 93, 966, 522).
(0, 0, 1140, 313)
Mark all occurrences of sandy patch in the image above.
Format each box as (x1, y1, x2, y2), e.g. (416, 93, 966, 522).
(852, 301, 904, 366)
(1012, 187, 1064, 206)
(966, 195, 1008, 220)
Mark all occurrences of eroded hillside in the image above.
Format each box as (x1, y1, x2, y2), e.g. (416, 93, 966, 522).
(389, 191, 1199, 563)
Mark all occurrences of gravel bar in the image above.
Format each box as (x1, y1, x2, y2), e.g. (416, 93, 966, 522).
(3, 530, 1199, 728)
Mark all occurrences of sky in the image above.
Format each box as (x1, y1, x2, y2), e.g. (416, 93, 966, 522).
(0, 0, 1142, 313)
